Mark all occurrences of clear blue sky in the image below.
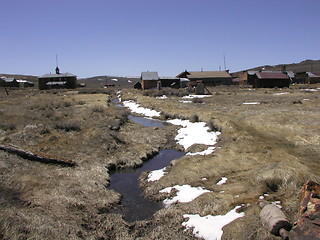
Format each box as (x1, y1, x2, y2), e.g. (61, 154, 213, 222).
(1, 0, 319, 78)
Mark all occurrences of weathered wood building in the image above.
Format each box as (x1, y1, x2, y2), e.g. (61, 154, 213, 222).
(176, 70, 232, 86)
(296, 72, 320, 84)
(159, 77, 180, 88)
(0, 77, 19, 87)
(252, 71, 290, 88)
(38, 67, 77, 90)
(140, 72, 159, 90)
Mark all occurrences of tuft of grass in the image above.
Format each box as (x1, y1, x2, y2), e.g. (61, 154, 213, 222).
(54, 121, 82, 132)
(91, 105, 105, 113)
(192, 98, 204, 104)
(189, 114, 199, 123)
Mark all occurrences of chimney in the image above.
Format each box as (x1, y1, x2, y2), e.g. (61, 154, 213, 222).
(55, 67, 60, 74)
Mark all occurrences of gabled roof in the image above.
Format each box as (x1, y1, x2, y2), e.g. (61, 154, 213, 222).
(39, 73, 76, 78)
(177, 71, 232, 79)
(307, 72, 320, 77)
(141, 72, 159, 81)
(1, 77, 17, 82)
(255, 71, 289, 79)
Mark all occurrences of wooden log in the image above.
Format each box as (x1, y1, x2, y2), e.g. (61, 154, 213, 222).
(260, 203, 292, 238)
(0, 145, 76, 167)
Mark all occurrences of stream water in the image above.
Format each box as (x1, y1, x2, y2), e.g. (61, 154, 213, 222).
(109, 149, 184, 222)
(109, 98, 184, 221)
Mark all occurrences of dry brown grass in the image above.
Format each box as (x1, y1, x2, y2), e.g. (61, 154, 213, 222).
(1, 84, 320, 239)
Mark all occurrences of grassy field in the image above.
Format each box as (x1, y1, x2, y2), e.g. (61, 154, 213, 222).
(1, 85, 320, 239)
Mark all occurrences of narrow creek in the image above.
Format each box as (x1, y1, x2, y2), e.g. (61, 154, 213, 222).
(109, 98, 184, 222)
(109, 149, 184, 222)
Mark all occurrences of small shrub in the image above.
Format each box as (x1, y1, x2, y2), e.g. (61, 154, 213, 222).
(92, 105, 105, 113)
(54, 121, 81, 132)
(189, 114, 199, 123)
(0, 123, 16, 131)
(192, 98, 204, 104)
(77, 100, 86, 105)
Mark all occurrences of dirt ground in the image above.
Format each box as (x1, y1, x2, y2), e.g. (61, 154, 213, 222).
(0, 85, 320, 239)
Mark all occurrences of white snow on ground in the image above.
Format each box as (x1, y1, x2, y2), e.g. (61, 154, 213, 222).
(111, 78, 118, 82)
(156, 95, 168, 99)
(147, 167, 166, 182)
(216, 177, 227, 185)
(179, 100, 192, 103)
(160, 185, 210, 206)
(183, 95, 212, 99)
(300, 89, 318, 92)
(273, 92, 289, 95)
(128, 80, 132, 83)
(123, 100, 161, 117)
(303, 99, 310, 101)
(243, 102, 260, 105)
(187, 147, 216, 156)
(182, 206, 245, 240)
(167, 119, 220, 150)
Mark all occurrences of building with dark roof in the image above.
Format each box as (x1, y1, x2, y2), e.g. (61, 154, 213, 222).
(140, 72, 159, 90)
(38, 67, 77, 90)
(176, 70, 232, 86)
(252, 71, 290, 88)
(0, 77, 19, 87)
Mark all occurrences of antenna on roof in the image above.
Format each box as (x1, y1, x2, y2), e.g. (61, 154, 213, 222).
(55, 54, 60, 74)
(223, 52, 227, 71)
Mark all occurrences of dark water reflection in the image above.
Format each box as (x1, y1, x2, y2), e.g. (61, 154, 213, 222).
(109, 149, 184, 222)
(128, 115, 165, 127)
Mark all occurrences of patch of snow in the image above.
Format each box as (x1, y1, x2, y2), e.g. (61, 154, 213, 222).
(201, 178, 208, 181)
(160, 185, 210, 206)
(303, 99, 310, 101)
(273, 92, 289, 95)
(179, 100, 192, 103)
(216, 177, 227, 185)
(259, 195, 265, 200)
(183, 95, 212, 99)
(301, 89, 318, 92)
(243, 102, 260, 105)
(182, 205, 245, 240)
(111, 78, 118, 82)
(123, 100, 160, 117)
(156, 95, 167, 99)
(147, 167, 166, 182)
(167, 119, 220, 150)
(186, 146, 216, 156)
(128, 80, 132, 83)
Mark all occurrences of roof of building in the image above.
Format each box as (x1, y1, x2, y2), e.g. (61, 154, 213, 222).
(141, 72, 159, 81)
(255, 71, 289, 79)
(177, 71, 232, 79)
(307, 72, 320, 77)
(1, 77, 16, 82)
(39, 73, 77, 78)
(286, 71, 295, 78)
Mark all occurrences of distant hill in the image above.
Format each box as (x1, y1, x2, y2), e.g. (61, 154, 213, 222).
(78, 76, 140, 88)
(231, 59, 320, 77)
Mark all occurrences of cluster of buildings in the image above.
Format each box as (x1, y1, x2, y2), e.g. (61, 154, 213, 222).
(236, 68, 320, 88)
(1, 65, 320, 91)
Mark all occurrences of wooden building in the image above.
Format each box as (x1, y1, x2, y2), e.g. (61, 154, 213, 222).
(159, 77, 180, 88)
(238, 71, 257, 86)
(38, 67, 77, 90)
(252, 71, 290, 88)
(0, 77, 19, 87)
(176, 70, 232, 86)
(296, 72, 320, 84)
(140, 72, 159, 90)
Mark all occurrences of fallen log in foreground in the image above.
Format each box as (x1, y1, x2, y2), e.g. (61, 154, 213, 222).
(0, 145, 76, 167)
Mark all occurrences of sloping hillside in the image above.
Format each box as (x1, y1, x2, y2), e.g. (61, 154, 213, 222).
(232, 59, 320, 77)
